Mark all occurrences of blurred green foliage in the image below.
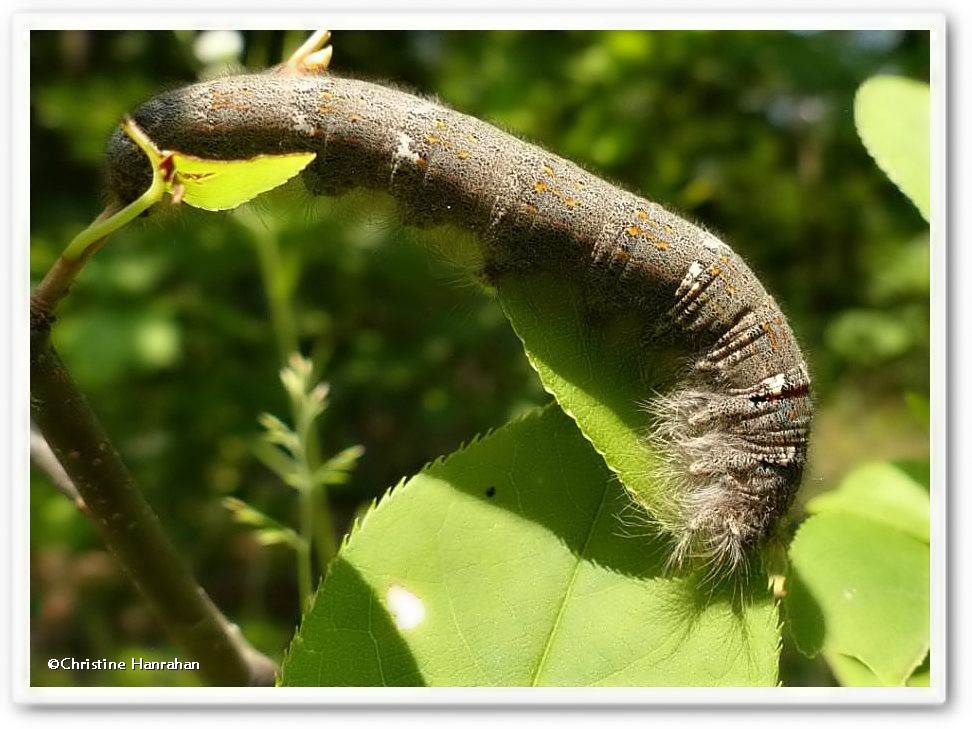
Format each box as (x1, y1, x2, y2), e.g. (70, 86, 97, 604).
(29, 29, 929, 687)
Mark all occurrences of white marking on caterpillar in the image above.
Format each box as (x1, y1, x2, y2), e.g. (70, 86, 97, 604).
(291, 110, 315, 136)
(394, 132, 421, 165)
(760, 373, 788, 395)
(702, 235, 727, 253)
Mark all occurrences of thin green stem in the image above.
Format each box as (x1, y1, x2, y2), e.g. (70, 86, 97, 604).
(63, 117, 166, 260)
(297, 486, 315, 610)
(241, 210, 339, 574)
(311, 478, 339, 567)
(247, 217, 299, 360)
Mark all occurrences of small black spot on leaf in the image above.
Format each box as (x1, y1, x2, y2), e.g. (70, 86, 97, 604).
(485, 486, 496, 498)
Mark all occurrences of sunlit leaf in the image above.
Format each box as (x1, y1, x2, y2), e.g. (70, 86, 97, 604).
(785, 511, 929, 686)
(806, 461, 929, 543)
(495, 272, 677, 524)
(281, 406, 780, 687)
(825, 651, 930, 687)
(168, 151, 316, 211)
(854, 76, 930, 221)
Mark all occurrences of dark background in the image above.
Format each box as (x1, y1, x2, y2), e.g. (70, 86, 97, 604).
(30, 29, 930, 687)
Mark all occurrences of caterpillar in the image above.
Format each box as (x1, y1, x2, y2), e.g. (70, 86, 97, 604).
(104, 66, 812, 573)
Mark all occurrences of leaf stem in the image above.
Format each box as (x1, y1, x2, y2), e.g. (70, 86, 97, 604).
(33, 117, 167, 318)
(63, 117, 166, 261)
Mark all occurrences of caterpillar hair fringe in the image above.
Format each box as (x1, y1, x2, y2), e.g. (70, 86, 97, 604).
(105, 67, 813, 575)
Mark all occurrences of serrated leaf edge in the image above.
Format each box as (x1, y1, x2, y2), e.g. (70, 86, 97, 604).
(279, 403, 557, 678)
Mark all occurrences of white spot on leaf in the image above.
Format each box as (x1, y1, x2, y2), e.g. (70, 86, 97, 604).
(386, 585, 425, 630)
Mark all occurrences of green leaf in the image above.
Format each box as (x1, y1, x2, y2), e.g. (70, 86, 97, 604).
(824, 652, 886, 687)
(854, 76, 930, 221)
(495, 271, 674, 522)
(825, 651, 930, 687)
(906, 655, 931, 687)
(785, 512, 929, 686)
(313, 444, 365, 487)
(807, 461, 929, 543)
(168, 151, 316, 212)
(223, 497, 301, 550)
(250, 438, 297, 482)
(281, 406, 779, 687)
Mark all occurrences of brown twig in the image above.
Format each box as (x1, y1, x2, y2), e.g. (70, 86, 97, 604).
(30, 287, 277, 687)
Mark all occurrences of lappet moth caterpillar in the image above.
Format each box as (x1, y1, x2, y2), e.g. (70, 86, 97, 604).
(104, 63, 812, 573)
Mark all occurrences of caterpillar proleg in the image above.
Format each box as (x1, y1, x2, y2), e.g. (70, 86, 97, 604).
(104, 68, 812, 573)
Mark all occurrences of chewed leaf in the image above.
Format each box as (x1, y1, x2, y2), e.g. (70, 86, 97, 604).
(168, 151, 316, 211)
(854, 76, 930, 221)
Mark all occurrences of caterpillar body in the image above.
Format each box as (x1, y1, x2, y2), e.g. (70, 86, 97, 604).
(105, 71, 812, 572)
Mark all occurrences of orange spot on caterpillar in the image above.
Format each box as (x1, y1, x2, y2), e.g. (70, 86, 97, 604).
(533, 181, 549, 193)
(762, 321, 780, 350)
(209, 90, 249, 112)
(626, 225, 642, 236)
(652, 239, 670, 251)
(614, 248, 631, 262)
(521, 202, 538, 215)
(636, 210, 649, 221)
(435, 119, 447, 130)
(425, 135, 441, 144)
(564, 197, 579, 208)
(709, 264, 722, 276)
(457, 149, 470, 159)
(543, 164, 556, 177)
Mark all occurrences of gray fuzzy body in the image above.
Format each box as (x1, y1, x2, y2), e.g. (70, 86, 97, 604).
(106, 72, 812, 570)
